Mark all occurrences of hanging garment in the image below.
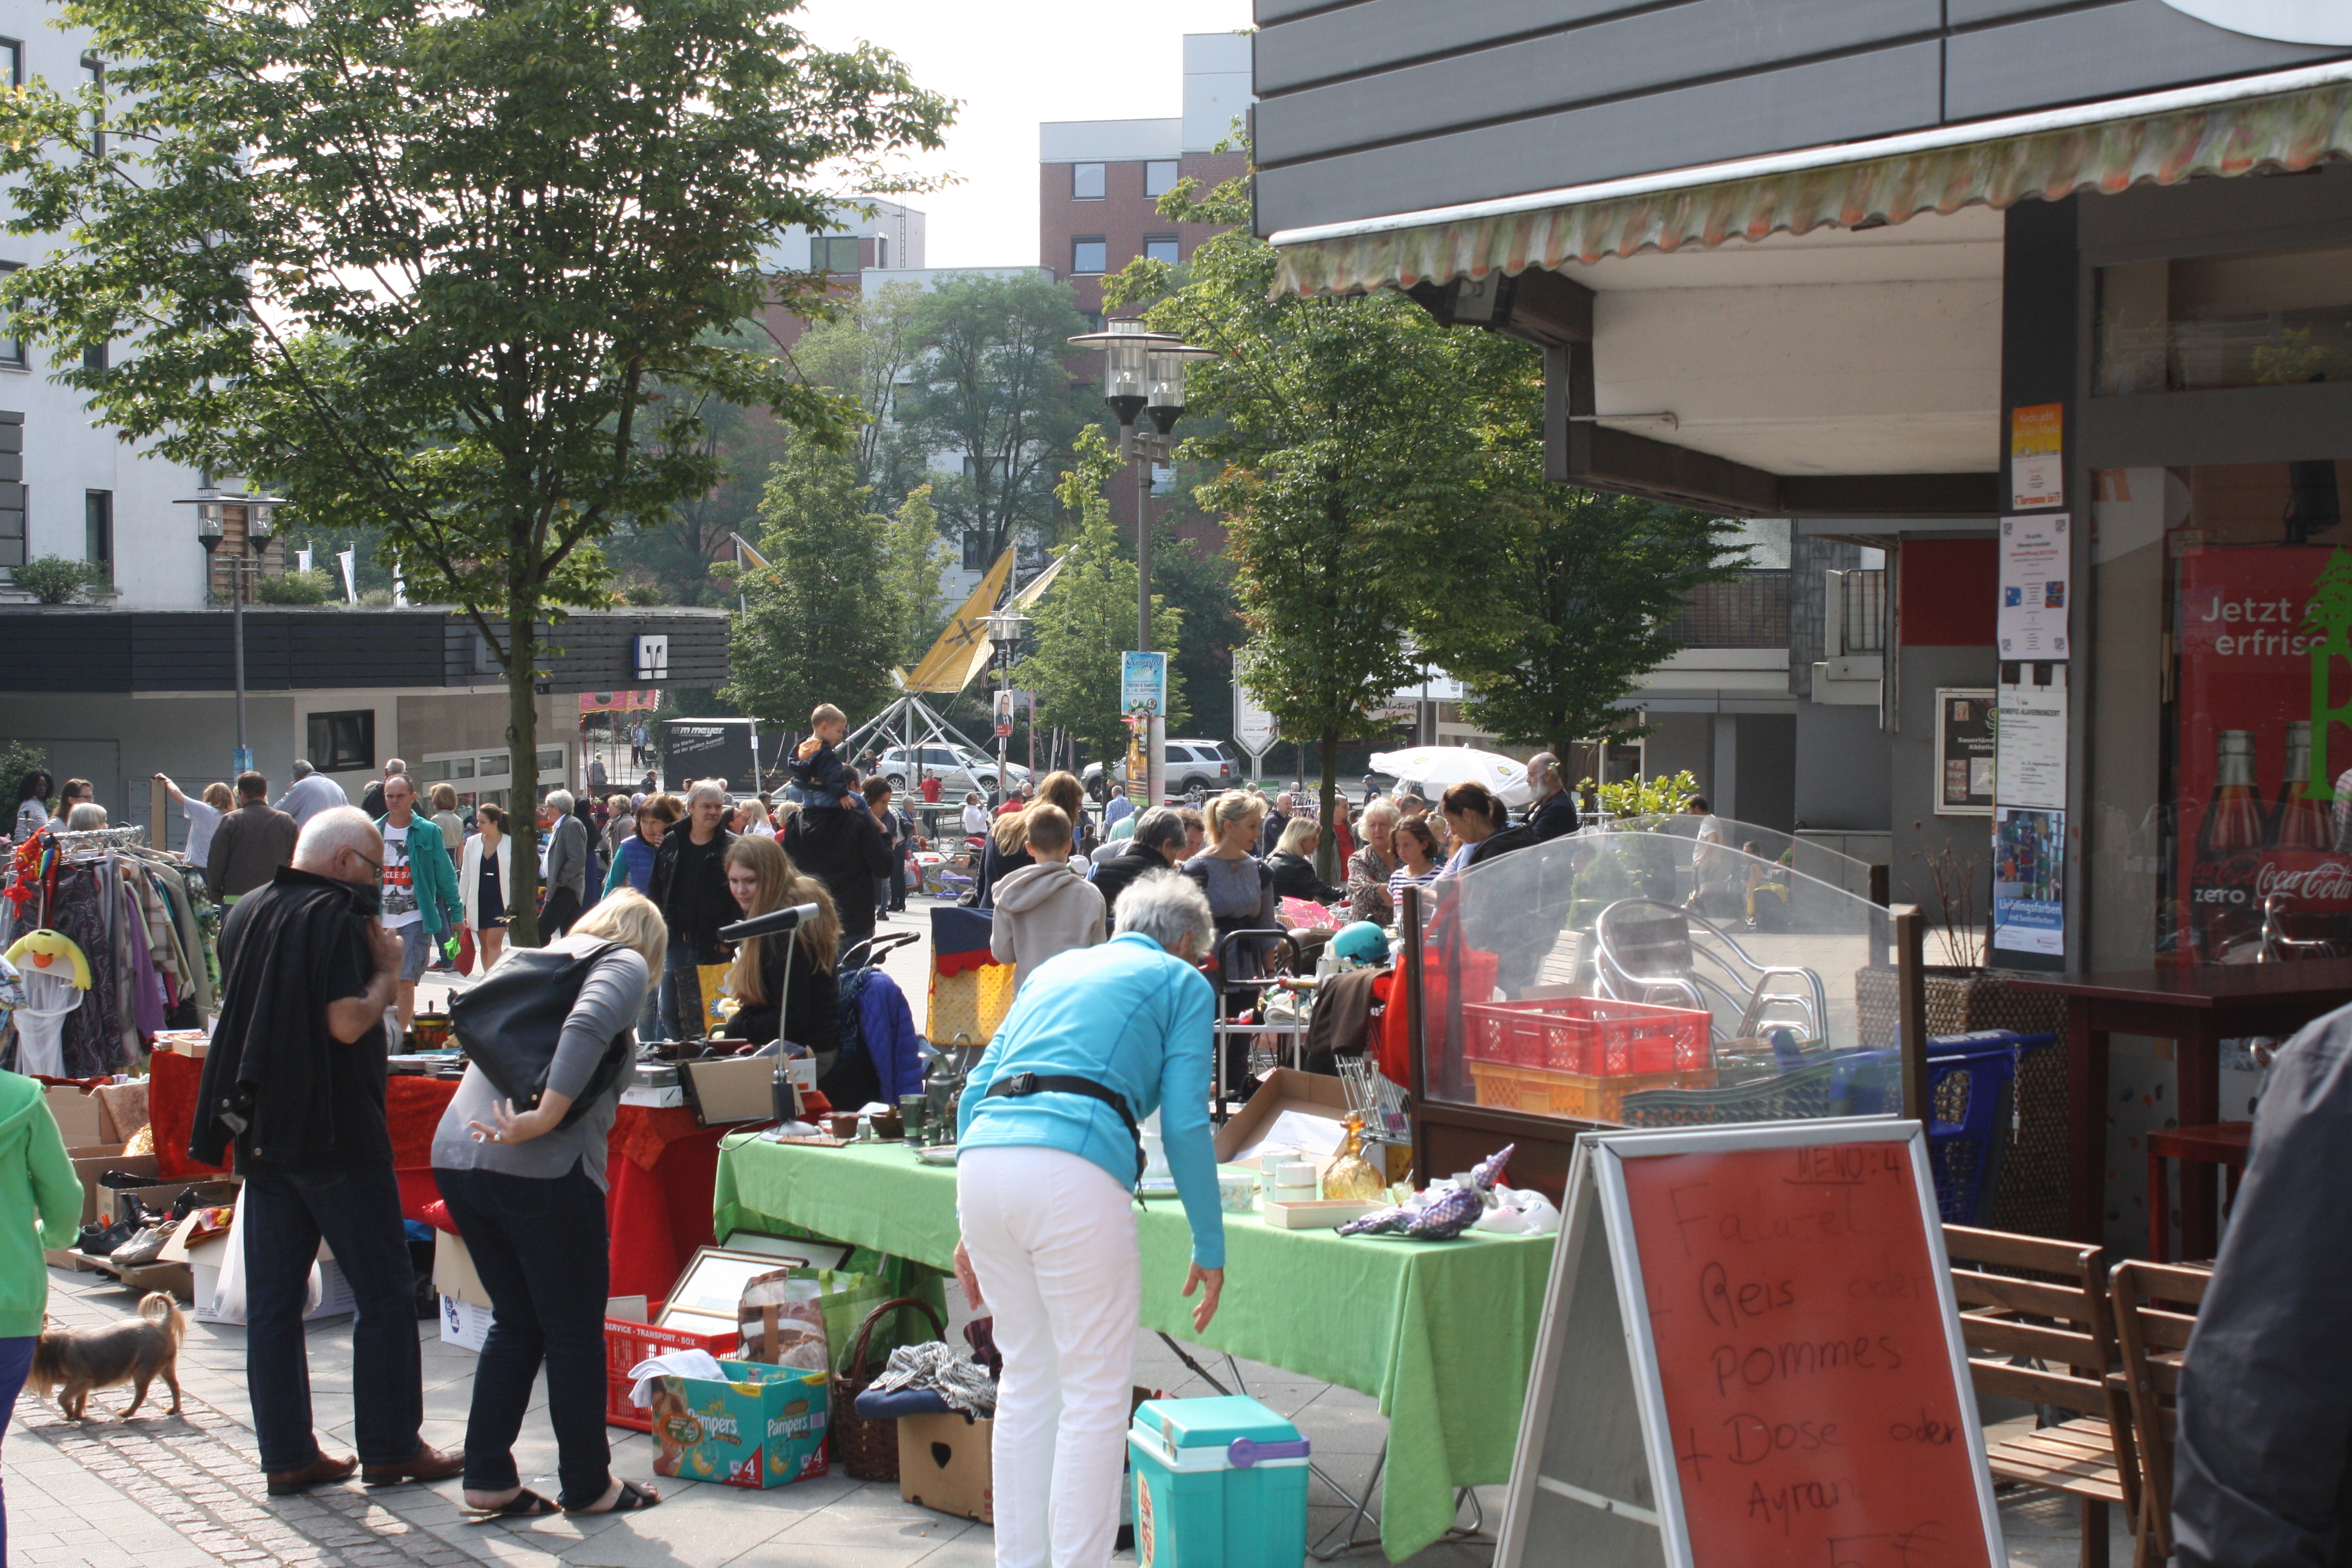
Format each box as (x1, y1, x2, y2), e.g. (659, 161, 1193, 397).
(43, 864, 126, 1076)
(2, 930, 90, 1078)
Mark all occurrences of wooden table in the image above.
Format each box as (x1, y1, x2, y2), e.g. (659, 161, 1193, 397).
(2015, 963, 2352, 1254)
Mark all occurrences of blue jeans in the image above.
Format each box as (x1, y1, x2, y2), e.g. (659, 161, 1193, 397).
(240, 1166, 422, 1472)
(0, 1335, 31, 1561)
(657, 940, 703, 1040)
(433, 1163, 612, 1507)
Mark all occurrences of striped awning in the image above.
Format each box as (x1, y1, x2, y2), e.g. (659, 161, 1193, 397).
(1270, 63, 2352, 299)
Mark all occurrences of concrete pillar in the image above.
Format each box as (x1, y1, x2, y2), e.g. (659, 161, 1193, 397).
(1711, 712, 1739, 821)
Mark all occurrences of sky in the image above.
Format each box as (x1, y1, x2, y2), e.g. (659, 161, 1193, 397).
(789, 0, 1255, 270)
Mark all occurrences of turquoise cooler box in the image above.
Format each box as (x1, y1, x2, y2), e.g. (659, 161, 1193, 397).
(1128, 1396, 1312, 1568)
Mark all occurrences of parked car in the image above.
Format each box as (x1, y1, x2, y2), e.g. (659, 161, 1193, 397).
(1082, 740, 1240, 799)
(872, 744, 1031, 798)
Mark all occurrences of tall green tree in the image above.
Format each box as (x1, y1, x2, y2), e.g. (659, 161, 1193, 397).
(901, 272, 1093, 566)
(791, 281, 930, 499)
(727, 446, 909, 728)
(1014, 430, 1186, 768)
(1106, 170, 1489, 871)
(880, 482, 946, 668)
(0, 0, 950, 942)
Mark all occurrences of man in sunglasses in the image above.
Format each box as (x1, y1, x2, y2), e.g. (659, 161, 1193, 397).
(194, 805, 464, 1501)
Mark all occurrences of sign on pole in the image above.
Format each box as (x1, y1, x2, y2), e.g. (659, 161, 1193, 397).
(993, 689, 1014, 739)
(1122, 652, 1168, 716)
(1495, 1120, 2001, 1568)
(1233, 680, 1279, 755)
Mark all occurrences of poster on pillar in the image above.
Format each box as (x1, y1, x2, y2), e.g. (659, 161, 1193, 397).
(1993, 667, 2066, 958)
(2172, 545, 2352, 966)
(1997, 514, 2070, 659)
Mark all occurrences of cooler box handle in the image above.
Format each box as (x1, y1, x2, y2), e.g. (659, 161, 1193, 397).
(1227, 1435, 1312, 1468)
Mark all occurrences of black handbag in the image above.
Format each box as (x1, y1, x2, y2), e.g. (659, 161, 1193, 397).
(448, 940, 632, 1130)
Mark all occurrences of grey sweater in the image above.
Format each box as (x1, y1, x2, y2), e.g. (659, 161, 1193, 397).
(429, 937, 648, 1189)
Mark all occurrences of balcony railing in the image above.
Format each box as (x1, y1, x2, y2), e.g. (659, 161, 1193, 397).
(1664, 572, 1789, 649)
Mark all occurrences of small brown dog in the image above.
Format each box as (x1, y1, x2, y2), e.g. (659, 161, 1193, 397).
(31, 1292, 184, 1421)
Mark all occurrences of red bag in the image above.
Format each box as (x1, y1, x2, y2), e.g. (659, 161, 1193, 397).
(454, 926, 477, 976)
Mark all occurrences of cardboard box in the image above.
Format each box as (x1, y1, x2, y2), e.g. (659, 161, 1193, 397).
(93, 1081, 149, 1145)
(113, 1261, 194, 1301)
(440, 1294, 493, 1352)
(44, 1084, 108, 1146)
(620, 1085, 687, 1109)
(1212, 1069, 1353, 1165)
(430, 1228, 493, 1308)
(681, 1057, 780, 1126)
(151, 1029, 209, 1057)
(604, 1299, 742, 1432)
(647, 1361, 829, 1489)
(67, 1147, 158, 1229)
(898, 1411, 993, 1524)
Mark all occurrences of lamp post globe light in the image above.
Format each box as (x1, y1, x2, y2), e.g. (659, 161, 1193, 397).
(176, 479, 287, 775)
(1067, 321, 1212, 807)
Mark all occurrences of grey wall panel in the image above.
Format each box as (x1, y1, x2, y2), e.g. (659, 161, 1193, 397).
(1946, 0, 2105, 25)
(1258, 0, 1939, 169)
(1256, 0, 1365, 22)
(1946, 0, 2345, 123)
(1256, 0, 1657, 96)
(1256, 41, 1941, 235)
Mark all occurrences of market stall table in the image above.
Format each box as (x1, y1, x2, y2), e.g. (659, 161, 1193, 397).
(2015, 961, 2352, 1255)
(146, 1050, 727, 1300)
(711, 1135, 1554, 1562)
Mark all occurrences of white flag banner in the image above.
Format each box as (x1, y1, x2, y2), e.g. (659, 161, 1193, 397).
(392, 564, 407, 606)
(337, 548, 357, 603)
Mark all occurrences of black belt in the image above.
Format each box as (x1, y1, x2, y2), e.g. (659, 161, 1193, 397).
(984, 1072, 1146, 1182)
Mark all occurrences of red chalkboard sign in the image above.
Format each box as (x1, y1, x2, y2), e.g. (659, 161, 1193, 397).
(1495, 1121, 2001, 1568)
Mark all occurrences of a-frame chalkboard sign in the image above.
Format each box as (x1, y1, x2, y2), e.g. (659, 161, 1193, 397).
(1494, 1119, 2005, 1568)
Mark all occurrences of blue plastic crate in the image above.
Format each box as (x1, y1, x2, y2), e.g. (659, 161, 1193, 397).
(1828, 1031, 2053, 1225)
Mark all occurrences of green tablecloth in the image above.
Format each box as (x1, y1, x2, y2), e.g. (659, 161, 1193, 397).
(712, 1136, 1553, 1561)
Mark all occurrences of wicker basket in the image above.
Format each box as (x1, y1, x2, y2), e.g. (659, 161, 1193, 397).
(832, 1295, 946, 1483)
(1854, 965, 2069, 1047)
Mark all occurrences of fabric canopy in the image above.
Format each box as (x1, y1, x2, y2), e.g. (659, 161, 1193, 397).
(1271, 64, 2352, 299)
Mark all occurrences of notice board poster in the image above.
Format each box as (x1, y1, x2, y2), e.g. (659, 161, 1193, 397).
(2172, 544, 2352, 965)
(1935, 690, 1995, 815)
(2010, 402, 2063, 511)
(1991, 666, 2067, 958)
(1619, 1137, 1998, 1568)
(1998, 514, 2071, 659)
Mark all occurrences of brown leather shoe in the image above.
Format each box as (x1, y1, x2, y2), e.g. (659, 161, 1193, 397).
(362, 1443, 466, 1488)
(266, 1451, 358, 1497)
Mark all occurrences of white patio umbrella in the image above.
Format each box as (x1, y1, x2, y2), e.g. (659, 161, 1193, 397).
(1367, 746, 1535, 807)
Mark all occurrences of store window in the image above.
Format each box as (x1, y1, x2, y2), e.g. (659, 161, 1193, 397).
(0, 39, 21, 88)
(83, 490, 109, 580)
(1143, 235, 1179, 266)
(308, 710, 375, 774)
(1071, 237, 1107, 276)
(812, 235, 861, 275)
(1145, 160, 1178, 198)
(1071, 162, 1105, 200)
(0, 262, 24, 370)
(2096, 243, 2352, 396)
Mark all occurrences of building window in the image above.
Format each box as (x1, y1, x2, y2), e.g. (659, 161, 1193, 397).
(307, 709, 376, 774)
(81, 56, 103, 159)
(82, 340, 106, 373)
(2096, 242, 2352, 395)
(961, 531, 985, 571)
(0, 39, 22, 87)
(874, 237, 887, 270)
(83, 490, 110, 578)
(813, 235, 860, 275)
(1151, 462, 1175, 496)
(0, 481, 22, 569)
(1143, 235, 1180, 267)
(1072, 162, 1105, 200)
(1071, 237, 1107, 276)
(1145, 160, 1179, 198)
(0, 263, 23, 370)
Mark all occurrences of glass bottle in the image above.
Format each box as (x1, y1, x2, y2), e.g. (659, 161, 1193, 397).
(1321, 1114, 1387, 1203)
(2197, 731, 2267, 858)
(2273, 720, 2331, 851)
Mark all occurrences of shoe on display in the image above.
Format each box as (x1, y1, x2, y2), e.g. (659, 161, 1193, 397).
(108, 1225, 172, 1269)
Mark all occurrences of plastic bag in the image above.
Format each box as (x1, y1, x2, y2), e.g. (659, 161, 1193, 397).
(1472, 1183, 1562, 1237)
(211, 1198, 324, 1324)
(737, 1270, 829, 1370)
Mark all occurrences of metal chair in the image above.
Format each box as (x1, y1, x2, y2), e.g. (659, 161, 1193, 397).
(1592, 898, 1827, 1048)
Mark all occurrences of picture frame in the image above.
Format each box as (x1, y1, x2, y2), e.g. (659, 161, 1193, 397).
(656, 1247, 806, 1327)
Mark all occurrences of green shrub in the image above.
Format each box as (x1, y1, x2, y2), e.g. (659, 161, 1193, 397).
(10, 555, 105, 604)
(255, 567, 335, 605)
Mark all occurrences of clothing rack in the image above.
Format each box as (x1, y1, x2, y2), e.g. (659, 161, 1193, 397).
(48, 826, 149, 852)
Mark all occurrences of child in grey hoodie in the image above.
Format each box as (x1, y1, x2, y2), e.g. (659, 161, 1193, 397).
(987, 806, 1106, 991)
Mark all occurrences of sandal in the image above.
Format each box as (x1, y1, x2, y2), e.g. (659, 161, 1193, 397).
(463, 1489, 559, 1520)
(565, 1478, 660, 1516)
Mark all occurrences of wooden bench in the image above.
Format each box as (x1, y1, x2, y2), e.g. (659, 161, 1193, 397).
(1945, 1224, 2138, 1568)
(2109, 1259, 2212, 1568)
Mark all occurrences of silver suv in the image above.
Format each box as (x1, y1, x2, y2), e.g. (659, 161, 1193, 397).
(1082, 740, 1240, 798)
(871, 744, 1031, 797)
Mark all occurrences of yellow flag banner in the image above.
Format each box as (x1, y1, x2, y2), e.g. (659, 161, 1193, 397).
(903, 548, 1015, 693)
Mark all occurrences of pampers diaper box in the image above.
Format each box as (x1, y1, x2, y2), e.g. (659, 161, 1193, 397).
(649, 1361, 831, 1489)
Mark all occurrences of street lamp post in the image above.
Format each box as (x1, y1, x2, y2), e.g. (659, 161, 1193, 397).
(179, 480, 286, 776)
(1068, 321, 1212, 808)
(982, 609, 1030, 803)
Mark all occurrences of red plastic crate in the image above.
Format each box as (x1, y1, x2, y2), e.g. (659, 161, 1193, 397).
(1461, 996, 1710, 1076)
(604, 1301, 739, 1432)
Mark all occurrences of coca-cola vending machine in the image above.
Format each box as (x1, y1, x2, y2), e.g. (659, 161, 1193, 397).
(2175, 546, 2352, 964)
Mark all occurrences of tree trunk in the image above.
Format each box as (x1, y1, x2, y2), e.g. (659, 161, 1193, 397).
(503, 601, 543, 948)
(1316, 728, 1341, 883)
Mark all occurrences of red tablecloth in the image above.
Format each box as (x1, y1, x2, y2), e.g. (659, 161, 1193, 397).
(148, 1051, 722, 1301)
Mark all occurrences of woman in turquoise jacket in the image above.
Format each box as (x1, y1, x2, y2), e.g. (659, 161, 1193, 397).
(952, 869, 1226, 1568)
(0, 1056, 87, 1561)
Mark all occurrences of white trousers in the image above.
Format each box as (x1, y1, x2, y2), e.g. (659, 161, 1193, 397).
(957, 1145, 1141, 1568)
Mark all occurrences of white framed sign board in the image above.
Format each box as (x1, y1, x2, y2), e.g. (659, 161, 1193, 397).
(1494, 1120, 2002, 1568)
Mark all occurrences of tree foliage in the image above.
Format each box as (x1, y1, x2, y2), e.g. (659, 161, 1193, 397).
(1013, 429, 1186, 766)
(726, 445, 910, 729)
(0, 0, 950, 941)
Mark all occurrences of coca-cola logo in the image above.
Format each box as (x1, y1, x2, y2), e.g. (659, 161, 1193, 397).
(2256, 858, 2352, 904)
